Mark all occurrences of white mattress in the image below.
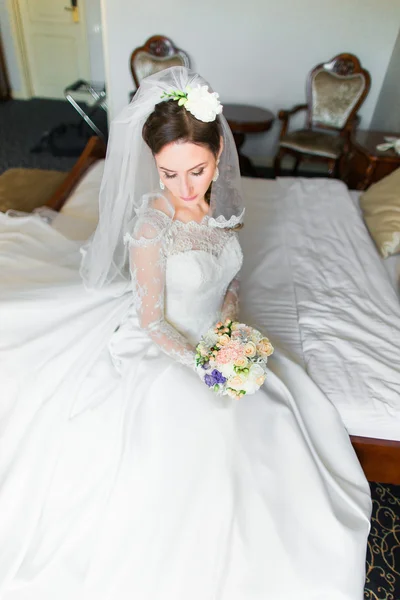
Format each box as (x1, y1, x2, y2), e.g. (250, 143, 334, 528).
(58, 164, 400, 441)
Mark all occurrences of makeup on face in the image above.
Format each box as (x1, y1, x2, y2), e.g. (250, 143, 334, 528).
(155, 142, 217, 209)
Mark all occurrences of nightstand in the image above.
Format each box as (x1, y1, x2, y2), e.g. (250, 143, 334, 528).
(342, 130, 400, 190)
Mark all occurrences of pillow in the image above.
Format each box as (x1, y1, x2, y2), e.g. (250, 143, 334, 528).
(359, 167, 400, 258)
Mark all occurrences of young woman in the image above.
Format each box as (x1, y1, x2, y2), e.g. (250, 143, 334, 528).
(0, 67, 371, 599)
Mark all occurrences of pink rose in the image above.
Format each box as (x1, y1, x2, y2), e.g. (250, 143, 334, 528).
(244, 342, 257, 358)
(234, 357, 249, 369)
(218, 334, 231, 346)
(256, 338, 274, 358)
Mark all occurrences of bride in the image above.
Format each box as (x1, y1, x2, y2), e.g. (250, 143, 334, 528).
(0, 67, 371, 600)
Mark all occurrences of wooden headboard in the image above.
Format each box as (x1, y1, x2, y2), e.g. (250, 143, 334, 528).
(46, 136, 106, 212)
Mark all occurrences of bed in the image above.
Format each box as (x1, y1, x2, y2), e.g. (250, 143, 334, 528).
(45, 137, 400, 484)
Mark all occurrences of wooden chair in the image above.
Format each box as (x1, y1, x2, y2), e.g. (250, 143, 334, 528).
(130, 35, 190, 91)
(274, 53, 371, 177)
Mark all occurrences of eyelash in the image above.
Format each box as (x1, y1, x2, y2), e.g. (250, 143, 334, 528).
(163, 168, 205, 180)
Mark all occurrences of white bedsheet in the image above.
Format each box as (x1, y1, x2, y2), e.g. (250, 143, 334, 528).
(240, 177, 400, 441)
(57, 164, 400, 440)
(349, 190, 400, 298)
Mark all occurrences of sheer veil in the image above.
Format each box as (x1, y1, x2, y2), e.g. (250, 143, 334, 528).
(80, 67, 244, 292)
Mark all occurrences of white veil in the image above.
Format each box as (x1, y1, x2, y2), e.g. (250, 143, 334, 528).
(80, 67, 244, 291)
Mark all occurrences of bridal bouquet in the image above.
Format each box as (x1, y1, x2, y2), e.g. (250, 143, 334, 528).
(195, 320, 274, 399)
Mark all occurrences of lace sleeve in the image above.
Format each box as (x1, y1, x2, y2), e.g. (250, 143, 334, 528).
(221, 276, 240, 322)
(125, 210, 196, 367)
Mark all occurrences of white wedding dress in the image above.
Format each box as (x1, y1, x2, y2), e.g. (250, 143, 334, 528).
(0, 205, 371, 600)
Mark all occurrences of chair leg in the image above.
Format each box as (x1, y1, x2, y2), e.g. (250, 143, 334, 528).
(292, 157, 301, 176)
(337, 153, 347, 181)
(274, 148, 284, 178)
(327, 159, 337, 177)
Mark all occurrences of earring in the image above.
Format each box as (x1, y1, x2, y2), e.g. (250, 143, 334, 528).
(159, 179, 165, 190)
(212, 167, 219, 182)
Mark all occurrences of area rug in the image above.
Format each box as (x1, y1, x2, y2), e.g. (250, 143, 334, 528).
(366, 483, 400, 599)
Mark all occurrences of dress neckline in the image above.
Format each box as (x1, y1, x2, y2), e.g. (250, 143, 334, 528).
(143, 193, 212, 227)
(172, 214, 211, 227)
(143, 205, 212, 228)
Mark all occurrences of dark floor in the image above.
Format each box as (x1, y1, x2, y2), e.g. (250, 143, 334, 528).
(0, 98, 108, 174)
(0, 98, 399, 598)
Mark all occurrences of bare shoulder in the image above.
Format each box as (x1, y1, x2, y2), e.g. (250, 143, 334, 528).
(151, 194, 173, 217)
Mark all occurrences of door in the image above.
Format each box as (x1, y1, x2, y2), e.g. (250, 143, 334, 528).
(17, 0, 91, 99)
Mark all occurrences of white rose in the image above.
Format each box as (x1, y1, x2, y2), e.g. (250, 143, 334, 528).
(202, 330, 219, 347)
(197, 343, 209, 357)
(241, 380, 259, 395)
(219, 362, 236, 379)
(240, 364, 266, 394)
(184, 85, 223, 123)
(251, 331, 262, 344)
(248, 363, 265, 382)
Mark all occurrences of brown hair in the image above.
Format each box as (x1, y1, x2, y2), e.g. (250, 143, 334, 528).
(142, 99, 222, 157)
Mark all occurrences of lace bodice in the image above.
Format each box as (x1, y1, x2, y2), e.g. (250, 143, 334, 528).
(124, 208, 243, 367)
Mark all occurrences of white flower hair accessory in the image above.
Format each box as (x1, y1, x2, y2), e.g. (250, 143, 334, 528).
(161, 85, 223, 123)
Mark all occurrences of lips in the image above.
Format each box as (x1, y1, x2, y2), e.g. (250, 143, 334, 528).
(181, 194, 198, 201)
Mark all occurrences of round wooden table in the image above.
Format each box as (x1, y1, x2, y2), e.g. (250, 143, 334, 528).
(223, 104, 275, 177)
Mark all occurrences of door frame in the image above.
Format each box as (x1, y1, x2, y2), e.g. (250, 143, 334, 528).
(7, 0, 32, 98)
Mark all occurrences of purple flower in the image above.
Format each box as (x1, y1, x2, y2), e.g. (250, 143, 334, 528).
(204, 373, 215, 387)
(202, 362, 210, 370)
(204, 369, 227, 387)
(211, 369, 227, 384)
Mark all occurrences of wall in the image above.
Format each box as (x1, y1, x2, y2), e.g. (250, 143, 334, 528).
(370, 28, 400, 133)
(85, 0, 105, 82)
(101, 0, 400, 164)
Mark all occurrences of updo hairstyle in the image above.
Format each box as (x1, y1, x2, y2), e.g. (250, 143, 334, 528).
(142, 99, 221, 158)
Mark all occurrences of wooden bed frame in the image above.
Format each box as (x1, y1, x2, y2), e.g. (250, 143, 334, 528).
(46, 136, 400, 486)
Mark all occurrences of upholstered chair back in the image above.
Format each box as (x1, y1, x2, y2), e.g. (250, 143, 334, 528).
(130, 36, 190, 89)
(306, 54, 371, 132)
(310, 70, 367, 129)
